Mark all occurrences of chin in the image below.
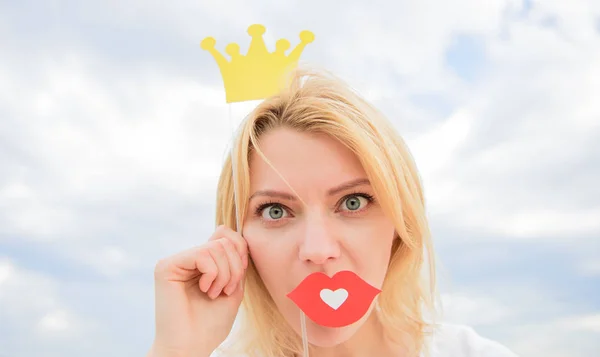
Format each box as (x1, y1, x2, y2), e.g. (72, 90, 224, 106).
(304, 322, 361, 347)
(298, 306, 374, 348)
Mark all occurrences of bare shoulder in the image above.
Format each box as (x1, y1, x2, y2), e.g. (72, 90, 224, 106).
(425, 323, 519, 357)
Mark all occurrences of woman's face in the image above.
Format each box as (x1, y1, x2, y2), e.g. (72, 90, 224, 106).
(242, 127, 396, 347)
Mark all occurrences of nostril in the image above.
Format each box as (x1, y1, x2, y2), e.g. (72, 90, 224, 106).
(298, 242, 341, 265)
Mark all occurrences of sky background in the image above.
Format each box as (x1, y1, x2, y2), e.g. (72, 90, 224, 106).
(1, 0, 599, 356)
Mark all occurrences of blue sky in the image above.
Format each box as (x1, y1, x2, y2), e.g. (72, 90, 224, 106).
(1, 1, 599, 356)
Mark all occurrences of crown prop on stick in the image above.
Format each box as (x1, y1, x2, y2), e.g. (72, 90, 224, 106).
(201, 24, 315, 103)
(201, 24, 315, 357)
(200, 23, 315, 230)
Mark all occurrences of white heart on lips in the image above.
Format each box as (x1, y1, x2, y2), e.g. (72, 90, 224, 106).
(319, 288, 349, 310)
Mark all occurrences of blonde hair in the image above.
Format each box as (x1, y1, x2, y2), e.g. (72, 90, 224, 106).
(215, 65, 438, 357)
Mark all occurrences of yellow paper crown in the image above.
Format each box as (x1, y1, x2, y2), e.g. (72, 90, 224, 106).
(201, 24, 315, 103)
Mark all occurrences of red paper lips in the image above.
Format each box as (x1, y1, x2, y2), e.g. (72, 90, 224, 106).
(286, 271, 381, 328)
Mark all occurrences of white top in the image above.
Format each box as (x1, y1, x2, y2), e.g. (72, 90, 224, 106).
(215, 323, 518, 357)
(425, 323, 518, 357)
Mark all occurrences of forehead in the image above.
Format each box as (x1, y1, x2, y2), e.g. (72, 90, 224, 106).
(248, 128, 366, 189)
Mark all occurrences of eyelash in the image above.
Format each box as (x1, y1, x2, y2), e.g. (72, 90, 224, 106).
(253, 191, 376, 220)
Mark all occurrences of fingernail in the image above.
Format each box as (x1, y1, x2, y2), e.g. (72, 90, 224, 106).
(224, 284, 235, 296)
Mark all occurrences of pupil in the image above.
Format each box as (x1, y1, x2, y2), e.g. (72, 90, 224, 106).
(269, 206, 283, 219)
(347, 197, 360, 210)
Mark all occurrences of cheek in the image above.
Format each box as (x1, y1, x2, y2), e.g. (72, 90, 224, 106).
(350, 219, 396, 283)
(350, 218, 395, 254)
(245, 230, 295, 292)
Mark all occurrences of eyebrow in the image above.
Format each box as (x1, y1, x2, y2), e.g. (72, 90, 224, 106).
(248, 178, 371, 202)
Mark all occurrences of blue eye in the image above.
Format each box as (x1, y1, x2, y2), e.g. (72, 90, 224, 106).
(262, 205, 285, 219)
(258, 203, 289, 220)
(340, 194, 370, 211)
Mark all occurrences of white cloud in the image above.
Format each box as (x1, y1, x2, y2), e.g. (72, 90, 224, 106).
(439, 292, 515, 326)
(37, 309, 73, 334)
(0, 259, 56, 315)
(0, 259, 14, 287)
(0, 182, 76, 240)
(407, 2, 600, 240)
(577, 259, 600, 276)
(437, 287, 600, 357)
(408, 108, 473, 178)
(0, 258, 86, 339)
(508, 316, 600, 357)
(75, 246, 142, 277)
(559, 313, 600, 333)
(0, 258, 157, 357)
(0, 49, 232, 243)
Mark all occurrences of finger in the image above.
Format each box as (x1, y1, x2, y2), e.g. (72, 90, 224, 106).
(155, 247, 216, 285)
(206, 241, 231, 299)
(195, 250, 218, 293)
(209, 225, 249, 268)
(218, 238, 244, 296)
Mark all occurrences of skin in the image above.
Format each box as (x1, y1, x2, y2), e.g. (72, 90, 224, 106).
(242, 127, 402, 357)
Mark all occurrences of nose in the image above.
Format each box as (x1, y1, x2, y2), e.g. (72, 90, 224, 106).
(298, 213, 341, 265)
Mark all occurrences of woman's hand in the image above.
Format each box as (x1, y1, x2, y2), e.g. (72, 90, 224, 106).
(149, 225, 249, 357)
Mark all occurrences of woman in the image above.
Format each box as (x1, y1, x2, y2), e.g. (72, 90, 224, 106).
(147, 67, 518, 357)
